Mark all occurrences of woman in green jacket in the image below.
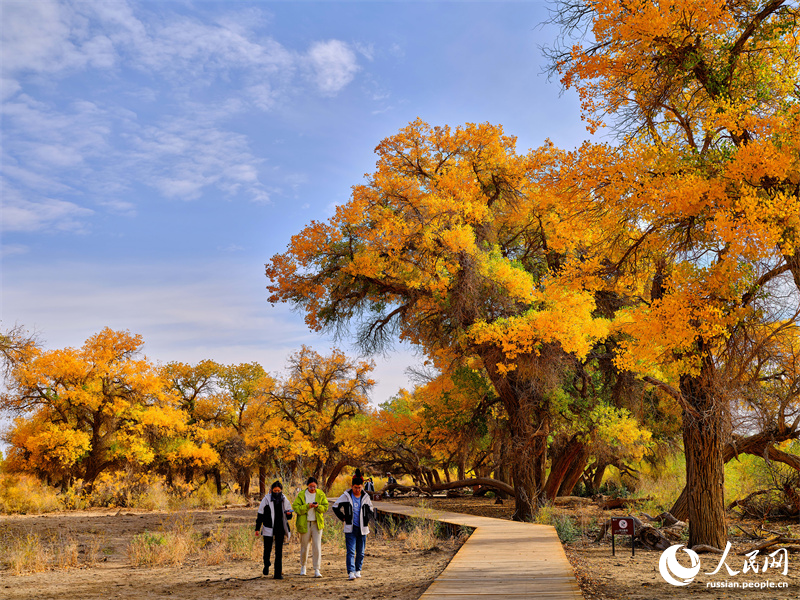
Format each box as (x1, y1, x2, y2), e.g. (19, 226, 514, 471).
(292, 476, 329, 577)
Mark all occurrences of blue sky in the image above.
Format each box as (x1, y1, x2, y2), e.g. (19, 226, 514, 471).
(1, 0, 589, 403)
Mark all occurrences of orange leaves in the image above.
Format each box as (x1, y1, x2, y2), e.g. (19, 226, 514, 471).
(261, 346, 373, 475)
(265, 118, 615, 390)
(1, 328, 204, 483)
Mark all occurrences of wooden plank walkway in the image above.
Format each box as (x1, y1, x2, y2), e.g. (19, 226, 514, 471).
(374, 502, 583, 600)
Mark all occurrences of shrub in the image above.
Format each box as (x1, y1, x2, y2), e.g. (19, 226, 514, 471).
(0, 474, 61, 514)
(3, 533, 50, 575)
(535, 504, 581, 543)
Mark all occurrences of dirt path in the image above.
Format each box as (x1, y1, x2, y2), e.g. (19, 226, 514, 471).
(1, 507, 460, 600)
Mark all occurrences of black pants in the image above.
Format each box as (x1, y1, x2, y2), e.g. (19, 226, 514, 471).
(263, 533, 285, 576)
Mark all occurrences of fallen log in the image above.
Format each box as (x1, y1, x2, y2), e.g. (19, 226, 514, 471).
(638, 525, 672, 551)
(554, 496, 594, 506)
(737, 536, 800, 555)
(599, 496, 653, 510)
(641, 511, 681, 527)
(727, 489, 771, 512)
(691, 544, 724, 554)
(380, 477, 515, 498)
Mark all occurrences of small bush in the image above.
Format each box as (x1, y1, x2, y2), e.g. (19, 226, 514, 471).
(535, 505, 581, 543)
(0, 529, 88, 575)
(0, 474, 61, 514)
(227, 525, 257, 560)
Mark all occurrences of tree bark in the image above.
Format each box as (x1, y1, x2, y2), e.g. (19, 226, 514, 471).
(258, 465, 266, 497)
(213, 468, 222, 496)
(482, 356, 553, 521)
(558, 442, 591, 497)
(680, 354, 727, 549)
(543, 435, 588, 499)
(670, 426, 800, 520)
(324, 458, 348, 491)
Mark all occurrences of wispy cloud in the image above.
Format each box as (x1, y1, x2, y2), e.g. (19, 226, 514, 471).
(1, 0, 363, 232)
(1, 182, 94, 233)
(306, 40, 360, 96)
(127, 116, 270, 203)
(1, 257, 418, 402)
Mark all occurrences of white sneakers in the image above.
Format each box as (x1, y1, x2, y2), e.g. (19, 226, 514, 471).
(349, 572, 357, 580)
(314, 569, 322, 578)
(355, 571, 362, 578)
(300, 566, 306, 576)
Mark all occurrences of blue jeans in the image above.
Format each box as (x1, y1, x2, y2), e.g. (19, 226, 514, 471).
(345, 530, 366, 573)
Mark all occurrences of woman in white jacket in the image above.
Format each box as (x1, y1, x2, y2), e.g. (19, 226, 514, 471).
(254, 480, 293, 579)
(332, 469, 374, 580)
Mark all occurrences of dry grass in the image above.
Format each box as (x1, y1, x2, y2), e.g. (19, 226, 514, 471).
(126, 513, 261, 567)
(0, 472, 247, 515)
(0, 528, 91, 575)
(4, 533, 51, 575)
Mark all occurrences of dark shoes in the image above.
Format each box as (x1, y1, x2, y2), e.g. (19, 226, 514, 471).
(273, 574, 283, 580)
(262, 567, 269, 576)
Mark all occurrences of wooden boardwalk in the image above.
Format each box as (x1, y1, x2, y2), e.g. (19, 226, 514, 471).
(374, 502, 583, 600)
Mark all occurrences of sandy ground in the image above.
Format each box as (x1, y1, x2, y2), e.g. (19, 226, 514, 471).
(0, 506, 461, 600)
(393, 496, 800, 600)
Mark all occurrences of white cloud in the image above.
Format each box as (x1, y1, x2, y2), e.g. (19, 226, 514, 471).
(2, 1, 356, 103)
(306, 40, 360, 96)
(0, 244, 30, 259)
(0, 182, 93, 233)
(127, 116, 270, 203)
(218, 244, 245, 253)
(0, 1, 363, 233)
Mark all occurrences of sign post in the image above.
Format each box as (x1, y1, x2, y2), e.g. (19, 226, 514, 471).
(611, 517, 635, 557)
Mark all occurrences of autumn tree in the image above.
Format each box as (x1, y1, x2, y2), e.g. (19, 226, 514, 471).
(266, 120, 610, 520)
(0, 324, 38, 378)
(259, 346, 373, 490)
(361, 367, 503, 490)
(195, 362, 273, 497)
(542, 354, 663, 499)
(546, 0, 800, 547)
(1, 328, 189, 491)
(160, 360, 222, 486)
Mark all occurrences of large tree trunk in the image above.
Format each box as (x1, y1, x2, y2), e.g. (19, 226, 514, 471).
(671, 426, 800, 520)
(237, 467, 251, 498)
(324, 458, 348, 491)
(212, 468, 222, 495)
(485, 359, 552, 521)
(680, 354, 727, 549)
(543, 434, 588, 500)
(507, 397, 549, 521)
(258, 465, 266, 497)
(557, 442, 591, 497)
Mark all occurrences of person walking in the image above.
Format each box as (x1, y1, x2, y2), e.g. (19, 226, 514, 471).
(292, 476, 329, 577)
(332, 469, 374, 580)
(386, 473, 397, 498)
(255, 480, 293, 579)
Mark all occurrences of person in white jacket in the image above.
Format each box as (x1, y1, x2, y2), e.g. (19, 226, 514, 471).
(254, 481, 293, 579)
(332, 469, 374, 580)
